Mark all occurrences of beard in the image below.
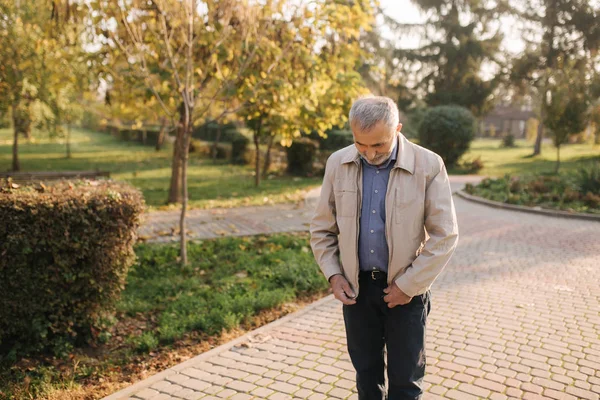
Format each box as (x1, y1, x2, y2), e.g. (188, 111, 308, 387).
(361, 149, 394, 166)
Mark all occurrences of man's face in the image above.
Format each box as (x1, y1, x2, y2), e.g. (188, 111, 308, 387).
(352, 121, 402, 166)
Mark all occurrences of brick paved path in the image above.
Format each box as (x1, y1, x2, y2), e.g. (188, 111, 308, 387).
(139, 203, 313, 243)
(108, 181, 600, 400)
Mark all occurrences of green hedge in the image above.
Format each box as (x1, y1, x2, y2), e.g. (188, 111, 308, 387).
(193, 122, 246, 143)
(231, 136, 250, 164)
(103, 126, 163, 148)
(309, 129, 354, 151)
(0, 180, 145, 359)
(287, 138, 319, 176)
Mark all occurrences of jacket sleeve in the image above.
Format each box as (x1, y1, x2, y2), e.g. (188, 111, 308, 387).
(394, 157, 459, 297)
(309, 157, 342, 281)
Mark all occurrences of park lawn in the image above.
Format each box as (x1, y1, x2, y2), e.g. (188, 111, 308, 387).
(0, 232, 329, 400)
(455, 138, 600, 177)
(0, 128, 322, 210)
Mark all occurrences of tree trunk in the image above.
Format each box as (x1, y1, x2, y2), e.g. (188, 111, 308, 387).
(156, 117, 166, 151)
(66, 123, 72, 159)
(262, 134, 275, 178)
(254, 117, 262, 187)
(533, 88, 546, 156)
(533, 113, 544, 156)
(555, 145, 561, 174)
(179, 109, 193, 266)
(12, 108, 20, 172)
(167, 107, 186, 204)
(212, 124, 222, 162)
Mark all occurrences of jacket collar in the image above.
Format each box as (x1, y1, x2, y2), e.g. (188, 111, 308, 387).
(341, 133, 415, 175)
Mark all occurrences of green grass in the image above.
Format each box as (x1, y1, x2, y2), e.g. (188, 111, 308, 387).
(453, 138, 600, 177)
(3, 130, 598, 208)
(120, 233, 327, 346)
(0, 128, 321, 210)
(0, 233, 328, 400)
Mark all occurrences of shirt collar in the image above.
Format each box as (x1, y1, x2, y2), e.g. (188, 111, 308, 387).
(342, 133, 415, 175)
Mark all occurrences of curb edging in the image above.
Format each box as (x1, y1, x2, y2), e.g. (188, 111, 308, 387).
(456, 190, 600, 222)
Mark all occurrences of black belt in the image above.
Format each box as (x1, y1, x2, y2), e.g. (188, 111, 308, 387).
(360, 269, 387, 281)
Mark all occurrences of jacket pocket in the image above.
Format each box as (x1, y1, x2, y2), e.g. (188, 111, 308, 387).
(334, 180, 357, 218)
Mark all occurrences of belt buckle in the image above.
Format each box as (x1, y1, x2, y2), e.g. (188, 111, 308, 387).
(371, 270, 378, 280)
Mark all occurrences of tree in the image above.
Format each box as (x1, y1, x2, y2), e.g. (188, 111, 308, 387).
(544, 60, 592, 172)
(93, 0, 300, 265)
(0, 1, 48, 171)
(238, 0, 375, 185)
(510, 0, 600, 155)
(357, 8, 412, 108)
(386, 0, 508, 117)
(0, 0, 89, 169)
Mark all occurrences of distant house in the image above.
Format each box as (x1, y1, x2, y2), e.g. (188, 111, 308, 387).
(479, 105, 536, 138)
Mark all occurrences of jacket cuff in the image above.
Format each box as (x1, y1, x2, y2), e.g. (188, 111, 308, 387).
(321, 263, 343, 282)
(394, 274, 424, 298)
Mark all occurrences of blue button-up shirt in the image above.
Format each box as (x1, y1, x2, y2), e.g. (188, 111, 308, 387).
(358, 140, 398, 273)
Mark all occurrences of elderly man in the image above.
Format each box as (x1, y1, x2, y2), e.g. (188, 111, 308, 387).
(309, 96, 459, 400)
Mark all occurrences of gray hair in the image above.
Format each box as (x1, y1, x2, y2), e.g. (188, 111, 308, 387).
(349, 96, 399, 132)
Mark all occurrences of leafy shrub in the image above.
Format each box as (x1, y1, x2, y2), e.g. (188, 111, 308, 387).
(231, 136, 250, 165)
(189, 139, 211, 156)
(501, 133, 516, 148)
(286, 138, 319, 176)
(192, 122, 246, 143)
(576, 159, 600, 195)
(419, 105, 476, 166)
(465, 173, 600, 214)
(0, 180, 145, 360)
(310, 129, 354, 151)
(461, 156, 484, 173)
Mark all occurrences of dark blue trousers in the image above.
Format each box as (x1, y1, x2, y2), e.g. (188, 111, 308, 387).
(343, 271, 431, 400)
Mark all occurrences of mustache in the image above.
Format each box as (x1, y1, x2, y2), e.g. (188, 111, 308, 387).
(361, 153, 387, 162)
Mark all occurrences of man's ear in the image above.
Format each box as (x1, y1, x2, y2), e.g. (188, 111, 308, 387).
(397, 123, 403, 132)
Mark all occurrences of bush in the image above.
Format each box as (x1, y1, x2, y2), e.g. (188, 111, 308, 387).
(576, 159, 600, 195)
(192, 122, 245, 143)
(0, 180, 145, 359)
(501, 133, 516, 148)
(310, 129, 354, 151)
(465, 173, 600, 214)
(402, 107, 428, 139)
(189, 139, 211, 156)
(286, 138, 319, 176)
(213, 143, 231, 159)
(231, 136, 250, 164)
(461, 156, 485, 173)
(144, 129, 163, 147)
(418, 105, 476, 166)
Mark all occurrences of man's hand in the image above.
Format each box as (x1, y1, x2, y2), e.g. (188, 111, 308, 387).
(329, 275, 357, 305)
(383, 283, 412, 308)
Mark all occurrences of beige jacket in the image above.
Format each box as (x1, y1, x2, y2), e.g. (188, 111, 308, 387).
(309, 133, 458, 298)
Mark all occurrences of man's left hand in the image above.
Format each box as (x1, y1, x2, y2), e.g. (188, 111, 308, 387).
(383, 283, 412, 308)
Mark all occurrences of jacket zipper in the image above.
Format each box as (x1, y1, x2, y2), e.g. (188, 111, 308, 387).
(386, 168, 396, 285)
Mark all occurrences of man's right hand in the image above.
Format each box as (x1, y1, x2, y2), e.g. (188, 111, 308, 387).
(329, 275, 357, 305)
